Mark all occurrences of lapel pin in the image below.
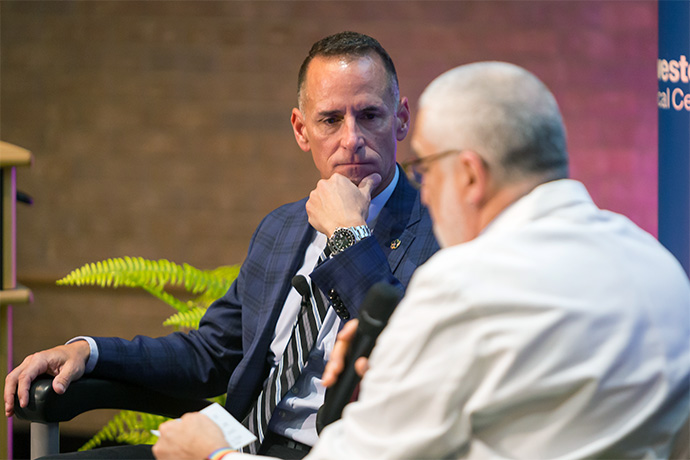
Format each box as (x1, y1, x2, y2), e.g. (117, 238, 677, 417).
(390, 239, 401, 250)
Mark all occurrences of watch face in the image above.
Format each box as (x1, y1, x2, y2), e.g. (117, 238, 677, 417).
(329, 228, 356, 254)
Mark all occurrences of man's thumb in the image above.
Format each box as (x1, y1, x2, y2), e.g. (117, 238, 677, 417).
(52, 367, 78, 395)
(52, 376, 68, 394)
(359, 173, 382, 197)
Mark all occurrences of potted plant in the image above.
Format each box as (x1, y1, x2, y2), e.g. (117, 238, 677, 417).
(56, 256, 239, 450)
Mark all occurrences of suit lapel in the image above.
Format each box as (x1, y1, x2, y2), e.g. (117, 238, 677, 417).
(372, 167, 421, 274)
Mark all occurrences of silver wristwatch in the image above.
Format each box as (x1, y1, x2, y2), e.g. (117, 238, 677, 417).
(327, 225, 372, 255)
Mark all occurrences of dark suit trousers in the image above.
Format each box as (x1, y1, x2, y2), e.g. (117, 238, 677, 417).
(37, 439, 310, 459)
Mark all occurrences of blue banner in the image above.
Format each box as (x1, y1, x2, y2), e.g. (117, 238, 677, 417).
(658, 0, 690, 275)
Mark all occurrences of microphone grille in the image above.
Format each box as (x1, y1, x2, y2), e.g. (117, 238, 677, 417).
(291, 275, 311, 297)
(360, 282, 402, 328)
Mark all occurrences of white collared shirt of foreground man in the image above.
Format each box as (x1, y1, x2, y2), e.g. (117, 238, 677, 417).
(165, 61, 690, 460)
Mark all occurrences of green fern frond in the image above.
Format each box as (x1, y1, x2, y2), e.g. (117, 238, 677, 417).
(57, 258, 240, 313)
(141, 285, 191, 313)
(79, 410, 169, 450)
(58, 257, 170, 289)
(163, 307, 207, 329)
(60, 257, 240, 450)
(57, 257, 224, 292)
(194, 265, 241, 300)
(207, 394, 227, 406)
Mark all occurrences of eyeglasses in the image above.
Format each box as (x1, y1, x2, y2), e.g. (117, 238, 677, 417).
(402, 149, 463, 188)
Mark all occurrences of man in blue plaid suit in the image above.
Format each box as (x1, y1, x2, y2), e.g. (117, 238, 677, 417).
(5, 32, 439, 459)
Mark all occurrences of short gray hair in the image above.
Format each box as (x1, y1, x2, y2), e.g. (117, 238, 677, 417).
(418, 62, 568, 184)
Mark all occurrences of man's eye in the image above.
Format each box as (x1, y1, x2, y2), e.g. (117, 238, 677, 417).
(362, 113, 378, 120)
(323, 117, 338, 125)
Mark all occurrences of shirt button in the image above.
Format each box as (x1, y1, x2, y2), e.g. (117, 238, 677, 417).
(279, 410, 287, 418)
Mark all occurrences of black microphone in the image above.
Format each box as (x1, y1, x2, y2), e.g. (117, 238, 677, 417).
(316, 282, 402, 432)
(292, 274, 311, 298)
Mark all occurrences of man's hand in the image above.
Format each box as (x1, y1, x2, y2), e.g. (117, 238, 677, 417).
(306, 173, 381, 237)
(322, 319, 369, 388)
(152, 412, 230, 460)
(4, 341, 90, 417)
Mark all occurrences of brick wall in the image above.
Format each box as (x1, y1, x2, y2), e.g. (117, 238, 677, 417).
(1, 0, 657, 437)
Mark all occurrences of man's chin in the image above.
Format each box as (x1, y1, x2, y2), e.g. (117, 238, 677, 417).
(335, 165, 377, 184)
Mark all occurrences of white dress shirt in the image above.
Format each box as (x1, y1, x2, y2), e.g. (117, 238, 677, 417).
(298, 179, 690, 459)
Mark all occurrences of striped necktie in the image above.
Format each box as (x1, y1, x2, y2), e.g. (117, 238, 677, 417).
(241, 257, 329, 453)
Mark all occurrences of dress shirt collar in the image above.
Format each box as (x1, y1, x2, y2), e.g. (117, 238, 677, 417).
(480, 179, 593, 238)
(367, 166, 399, 227)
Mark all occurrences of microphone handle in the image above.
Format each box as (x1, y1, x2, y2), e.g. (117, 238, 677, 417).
(318, 332, 377, 430)
(316, 282, 402, 433)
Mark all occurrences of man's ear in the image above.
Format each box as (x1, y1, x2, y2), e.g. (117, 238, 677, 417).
(395, 97, 411, 141)
(291, 108, 311, 152)
(456, 150, 489, 206)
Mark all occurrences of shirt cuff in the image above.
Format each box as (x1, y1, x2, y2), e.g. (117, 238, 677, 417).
(65, 336, 98, 374)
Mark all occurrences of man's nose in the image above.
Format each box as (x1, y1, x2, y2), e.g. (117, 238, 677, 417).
(341, 117, 365, 152)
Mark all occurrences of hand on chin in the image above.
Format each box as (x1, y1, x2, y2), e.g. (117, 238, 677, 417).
(333, 163, 376, 185)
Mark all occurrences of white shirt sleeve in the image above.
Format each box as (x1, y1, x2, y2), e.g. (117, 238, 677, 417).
(65, 336, 99, 373)
(306, 184, 690, 459)
(307, 263, 482, 460)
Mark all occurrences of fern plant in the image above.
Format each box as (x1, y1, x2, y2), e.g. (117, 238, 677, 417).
(57, 257, 240, 450)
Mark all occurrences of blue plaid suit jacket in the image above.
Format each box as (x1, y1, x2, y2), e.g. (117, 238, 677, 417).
(91, 167, 439, 421)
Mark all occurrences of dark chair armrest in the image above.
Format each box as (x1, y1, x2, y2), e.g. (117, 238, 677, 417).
(13, 375, 211, 423)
